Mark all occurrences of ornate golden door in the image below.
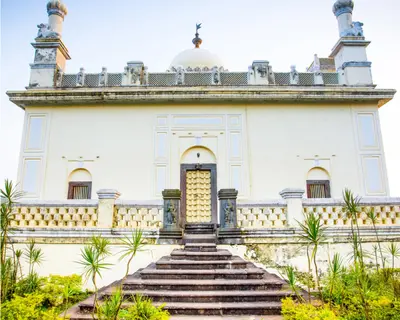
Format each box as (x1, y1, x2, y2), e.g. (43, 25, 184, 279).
(185, 170, 212, 223)
(181, 164, 217, 226)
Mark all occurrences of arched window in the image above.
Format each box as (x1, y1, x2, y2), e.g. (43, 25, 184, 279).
(68, 169, 92, 199)
(306, 167, 331, 198)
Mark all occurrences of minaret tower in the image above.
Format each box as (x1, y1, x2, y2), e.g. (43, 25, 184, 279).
(330, 0, 373, 86)
(29, 0, 71, 88)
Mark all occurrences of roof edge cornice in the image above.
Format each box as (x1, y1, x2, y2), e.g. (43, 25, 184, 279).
(6, 86, 396, 109)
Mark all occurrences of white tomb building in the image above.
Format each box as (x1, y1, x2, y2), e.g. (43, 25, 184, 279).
(4, 0, 400, 290)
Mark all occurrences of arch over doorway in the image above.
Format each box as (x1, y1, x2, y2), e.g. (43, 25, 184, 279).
(306, 167, 331, 198)
(180, 146, 217, 226)
(68, 169, 92, 199)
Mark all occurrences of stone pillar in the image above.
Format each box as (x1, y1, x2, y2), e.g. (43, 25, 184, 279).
(97, 189, 120, 228)
(332, 0, 354, 37)
(218, 189, 238, 229)
(47, 1, 68, 36)
(279, 188, 305, 227)
(162, 189, 181, 230)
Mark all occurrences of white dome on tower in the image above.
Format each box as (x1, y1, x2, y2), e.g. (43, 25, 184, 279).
(170, 48, 223, 71)
(168, 23, 224, 71)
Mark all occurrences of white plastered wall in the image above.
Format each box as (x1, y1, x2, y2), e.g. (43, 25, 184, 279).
(18, 102, 389, 200)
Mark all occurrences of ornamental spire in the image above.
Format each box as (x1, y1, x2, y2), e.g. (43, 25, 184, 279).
(192, 23, 202, 48)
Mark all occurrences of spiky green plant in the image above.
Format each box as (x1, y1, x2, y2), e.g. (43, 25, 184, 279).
(1, 179, 24, 266)
(24, 240, 44, 275)
(366, 207, 385, 269)
(281, 265, 304, 302)
(113, 229, 145, 319)
(297, 212, 326, 299)
(98, 287, 123, 320)
(327, 253, 344, 306)
(385, 242, 400, 271)
(77, 237, 112, 320)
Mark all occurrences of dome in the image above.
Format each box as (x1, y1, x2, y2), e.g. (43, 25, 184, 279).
(169, 48, 224, 71)
(332, 0, 354, 16)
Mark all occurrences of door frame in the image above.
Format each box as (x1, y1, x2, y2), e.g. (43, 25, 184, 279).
(180, 163, 217, 226)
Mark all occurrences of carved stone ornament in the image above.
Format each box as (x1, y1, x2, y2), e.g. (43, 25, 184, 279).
(341, 21, 364, 37)
(35, 48, 56, 63)
(141, 66, 148, 85)
(268, 65, 275, 84)
(212, 66, 220, 85)
(166, 200, 177, 225)
(36, 23, 60, 39)
(257, 64, 268, 78)
(290, 65, 299, 85)
(176, 66, 185, 85)
(76, 68, 85, 87)
(130, 67, 140, 85)
(224, 199, 235, 225)
(99, 67, 107, 86)
(55, 68, 63, 87)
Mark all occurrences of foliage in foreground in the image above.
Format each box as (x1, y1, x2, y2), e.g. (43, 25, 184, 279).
(119, 294, 170, 320)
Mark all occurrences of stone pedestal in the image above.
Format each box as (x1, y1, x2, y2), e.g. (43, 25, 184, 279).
(218, 189, 238, 229)
(97, 189, 120, 228)
(279, 188, 305, 227)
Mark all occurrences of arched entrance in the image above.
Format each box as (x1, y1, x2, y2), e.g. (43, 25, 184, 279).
(180, 147, 217, 226)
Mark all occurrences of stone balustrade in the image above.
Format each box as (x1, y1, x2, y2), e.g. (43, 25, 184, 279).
(114, 204, 163, 229)
(237, 203, 287, 228)
(8, 195, 400, 231)
(11, 200, 98, 228)
(303, 198, 400, 227)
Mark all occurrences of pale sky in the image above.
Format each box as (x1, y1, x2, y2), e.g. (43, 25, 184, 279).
(1, 0, 399, 196)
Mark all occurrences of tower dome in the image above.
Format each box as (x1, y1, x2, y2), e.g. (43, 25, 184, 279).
(169, 24, 224, 71)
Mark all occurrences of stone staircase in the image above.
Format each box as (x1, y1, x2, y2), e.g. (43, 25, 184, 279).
(68, 224, 292, 318)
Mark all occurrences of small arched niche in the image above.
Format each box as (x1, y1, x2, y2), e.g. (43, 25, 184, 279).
(180, 146, 216, 164)
(68, 169, 92, 199)
(306, 167, 331, 198)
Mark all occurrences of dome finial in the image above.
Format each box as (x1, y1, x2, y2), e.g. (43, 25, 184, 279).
(192, 23, 202, 48)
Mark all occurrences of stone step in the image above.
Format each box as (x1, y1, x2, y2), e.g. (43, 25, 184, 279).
(122, 278, 284, 291)
(171, 249, 232, 261)
(184, 243, 217, 252)
(140, 268, 264, 280)
(156, 256, 248, 270)
(78, 301, 282, 316)
(102, 289, 293, 303)
(185, 223, 216, 230)
(183, 234, 217, 244)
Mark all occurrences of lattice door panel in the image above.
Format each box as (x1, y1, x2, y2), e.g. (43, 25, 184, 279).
(186, 170, 212, 223)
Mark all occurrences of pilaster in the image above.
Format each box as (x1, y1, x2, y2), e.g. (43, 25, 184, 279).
(97, 189, 120, 228)
(279, 188, 305, 227)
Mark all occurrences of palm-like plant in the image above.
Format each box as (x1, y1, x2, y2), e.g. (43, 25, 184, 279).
(281, 265, 304, 302)
(366, 208, 385, 269)
(327, 253, 344, 306)
(385, 242, 400, 271)
(113, 229, 145, 319)
(1, 179, 24, 266)
(77, 237, 112, 320)
(24, 240, 44, 275)
(297, 212, 326, 299)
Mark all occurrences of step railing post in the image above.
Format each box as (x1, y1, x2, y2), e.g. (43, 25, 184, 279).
(96, 189, 120, 228)
(218, 189, 238, 229)
(162, 189, 181, 230)
(279, 188, 305, 227)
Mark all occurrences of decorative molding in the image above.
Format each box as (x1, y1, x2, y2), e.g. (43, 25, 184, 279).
(279, 188, 305, 199)
(342, 61, 372, 69)
(8, 87, 396, 110)
(97, 189, 121, 200)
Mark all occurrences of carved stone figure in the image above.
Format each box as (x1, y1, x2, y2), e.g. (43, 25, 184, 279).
(176, 66, 185, 85)
(37, 23, 60, 39)
(76, 68, 85, 87)
(99, 67, 107, 86)
(141, 66, 148, 85)
(257, 65, 268, 78)
(212, 66, 220, 85)
(290, 65, 299, 85)
(186, 66, 193, 72)
(130, 68, 139, 84)
(224, 199, 234, 226)
(55, 68, 63, 87)
(268, 65, 275, 84)
(166, 200, 177, 225)
(342, 21, 364, 37)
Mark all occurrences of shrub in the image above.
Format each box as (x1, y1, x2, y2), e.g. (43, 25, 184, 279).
(119, 294, 170, 320)
(281, 297, 338, 320)
(1, 293, 44, 320)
